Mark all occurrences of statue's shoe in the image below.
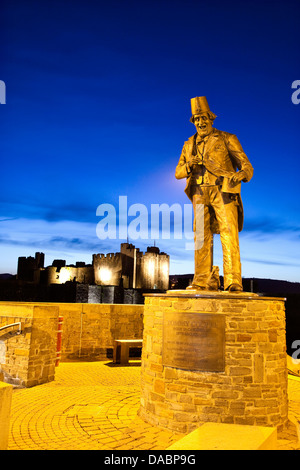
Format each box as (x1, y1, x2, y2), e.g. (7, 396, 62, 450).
(186, 284, 206, 291)
(228, 283, 243, 292)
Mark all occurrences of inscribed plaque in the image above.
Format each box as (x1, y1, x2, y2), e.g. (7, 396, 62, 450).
(162, 312, 225, 372)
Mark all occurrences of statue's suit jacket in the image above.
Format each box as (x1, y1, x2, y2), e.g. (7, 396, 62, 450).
(175, 128, 253, 233)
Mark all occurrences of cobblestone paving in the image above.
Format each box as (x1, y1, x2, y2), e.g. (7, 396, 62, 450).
(277, 375, 300, 450)
(7, 362, 300, 450)
(8, 361, 181, 450)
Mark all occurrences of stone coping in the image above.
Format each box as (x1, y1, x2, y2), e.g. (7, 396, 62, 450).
(167, 423, 277, 450)
(143, 289, 286, 301)
(0, 301, 144, 307)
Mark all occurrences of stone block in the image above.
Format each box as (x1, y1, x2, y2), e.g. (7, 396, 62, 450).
(167, 423, 278, 450)
(229, 366, 252, 376)
(154, 378, 165, 395)
(211, 390, 239, 400)
(0, 382, 13, 450)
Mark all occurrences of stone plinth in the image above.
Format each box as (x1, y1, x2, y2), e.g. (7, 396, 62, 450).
(139, 291, 288, 434)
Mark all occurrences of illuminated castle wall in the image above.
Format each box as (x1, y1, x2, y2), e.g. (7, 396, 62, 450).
(17, 243, 170, 291)
(93, 252, 123, 287)
(135, 246, 169, 290)
(46, 263, 94, 285)
(93, 244, 169, 290)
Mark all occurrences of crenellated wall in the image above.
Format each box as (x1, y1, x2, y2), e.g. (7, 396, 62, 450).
(93, 252, 122, 286)
(16, 243, 170, 291)
(92, 245, 169, 290)
(137, 251, 169, 290)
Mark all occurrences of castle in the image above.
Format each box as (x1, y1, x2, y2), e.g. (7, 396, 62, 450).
(17, 243, 170, 291)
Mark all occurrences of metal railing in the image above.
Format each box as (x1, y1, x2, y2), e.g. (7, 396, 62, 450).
(0, 322, 22, 334)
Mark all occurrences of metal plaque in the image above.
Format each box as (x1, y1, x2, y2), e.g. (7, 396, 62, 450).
(162, 312, 225, 372)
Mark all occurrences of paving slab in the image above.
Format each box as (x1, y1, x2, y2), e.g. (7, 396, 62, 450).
(5, 361, 300, 450)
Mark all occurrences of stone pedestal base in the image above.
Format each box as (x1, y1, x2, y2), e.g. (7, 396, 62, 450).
(139, 291, 288, 434)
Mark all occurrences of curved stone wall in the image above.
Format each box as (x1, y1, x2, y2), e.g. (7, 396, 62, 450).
(139, 292, 288, 434)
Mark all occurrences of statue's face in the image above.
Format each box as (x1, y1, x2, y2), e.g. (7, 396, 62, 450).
(193, 112, 213, 137)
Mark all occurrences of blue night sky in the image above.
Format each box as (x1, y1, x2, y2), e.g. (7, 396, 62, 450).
(1, 0, 300, 282)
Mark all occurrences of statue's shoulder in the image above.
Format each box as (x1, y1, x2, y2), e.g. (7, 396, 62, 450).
(185, 133, 196, 144)
(182, 134, 197, 151)
(213, 128, 235, 140)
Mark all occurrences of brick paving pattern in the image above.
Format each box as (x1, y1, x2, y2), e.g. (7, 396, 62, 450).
(6, 361, 300, 450)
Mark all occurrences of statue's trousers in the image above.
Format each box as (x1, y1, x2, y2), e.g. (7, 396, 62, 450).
(192, 186, 242, 290)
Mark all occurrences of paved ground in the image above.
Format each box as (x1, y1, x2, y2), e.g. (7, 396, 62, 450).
(6, 361, 300, 450)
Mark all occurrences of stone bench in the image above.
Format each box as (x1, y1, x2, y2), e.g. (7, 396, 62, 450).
(167, 423, 277, 450)
(113, 339, 143, 364)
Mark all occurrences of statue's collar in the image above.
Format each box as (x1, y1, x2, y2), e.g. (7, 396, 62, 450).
(195, 128, 218, 142)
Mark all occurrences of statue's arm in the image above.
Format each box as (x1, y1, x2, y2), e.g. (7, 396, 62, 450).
(226, 134, 254, 182)
(175, 143, 192, 179)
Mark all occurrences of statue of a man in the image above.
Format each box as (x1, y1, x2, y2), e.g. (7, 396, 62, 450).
(175, 96, 253, 292)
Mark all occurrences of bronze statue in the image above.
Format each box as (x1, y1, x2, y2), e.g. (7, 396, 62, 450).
(175, 96, 253, 292)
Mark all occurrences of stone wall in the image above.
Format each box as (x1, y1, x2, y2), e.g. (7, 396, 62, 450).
(17, 252, 44, 281)
(14, 243, 170, 291)
(56, 303, 144, 360)
(139, 292, 288, 434)
(0, 303, 59, 387)
(93, 253, 122, 286)
(46, 265, 94, 285)
(135, 249, 169, 291)
(93, 244, 169, 290)
(0, 302, 144, 384)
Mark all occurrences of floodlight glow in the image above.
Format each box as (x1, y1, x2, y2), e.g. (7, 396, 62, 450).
(147, 259, 155, 277)
(59, 269, 71, 284)
(99, 267, 111, 283)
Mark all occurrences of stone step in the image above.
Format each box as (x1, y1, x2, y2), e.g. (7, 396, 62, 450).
(167, 422, 277, 450)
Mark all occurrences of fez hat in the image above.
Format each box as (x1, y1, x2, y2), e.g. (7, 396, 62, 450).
(190, 96, 217, 122)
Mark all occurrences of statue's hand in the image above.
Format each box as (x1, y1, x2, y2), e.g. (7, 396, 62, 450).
(229, 171, 245, 185)
(190, 156, 201, 168)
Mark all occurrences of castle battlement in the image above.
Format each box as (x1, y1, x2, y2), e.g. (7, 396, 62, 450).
(93, 252, 121, 263)
(120, 242, 140, 256)
(17, 243, 169, 290)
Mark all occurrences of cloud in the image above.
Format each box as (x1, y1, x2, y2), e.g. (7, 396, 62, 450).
(0, 217, 19, 223)
(0, 200, 97, 225)
(242, 257, 300, 267)
(243, 216, 300, 235)
(1, 212, 300, 282)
